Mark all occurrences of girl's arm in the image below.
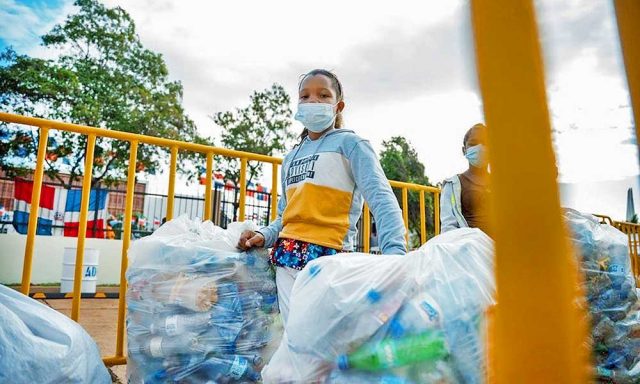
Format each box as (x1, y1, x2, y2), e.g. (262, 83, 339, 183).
(349, 140, 407, 255)
(257, 195, 286, 248)
(257, 159, 288, 248)
(439, 181, 459, 233)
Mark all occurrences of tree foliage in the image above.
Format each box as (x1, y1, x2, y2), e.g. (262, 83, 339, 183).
(379, 136, 434, 246)
(212, 84, 295, 184)
(0, 0, 202, 188)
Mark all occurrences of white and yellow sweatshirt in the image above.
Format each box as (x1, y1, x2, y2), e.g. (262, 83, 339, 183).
(259, 129, 406, 255)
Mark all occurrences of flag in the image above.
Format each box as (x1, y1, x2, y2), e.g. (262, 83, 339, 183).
(12, 178, 60, 235)
(212, 172, 225, 188)
(64, 188, 109, 238)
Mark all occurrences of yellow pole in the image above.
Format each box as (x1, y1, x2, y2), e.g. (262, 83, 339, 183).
(419, 190, 427, 245)
(271, 163, 279, 222)
(434, 191, 440, 235)
(166, 147, 178, 221)
(238, 158, 248, 222)
(363, 203, 371, 253)
(114, 140, 137, 358)
(71, 134, 97, 321)
(471, 1, 589, 383)
(204, 152, 213, 221)
(614, 0, 640, 165)
(402, 188, 409, 244)
(20, 126, 49, 295)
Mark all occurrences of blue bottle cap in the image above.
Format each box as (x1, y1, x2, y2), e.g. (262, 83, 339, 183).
(367, 289, 382, 303)
(337, 355, 349, 370)
(309, 264, 321, 277)
(389, 318, 405, 338)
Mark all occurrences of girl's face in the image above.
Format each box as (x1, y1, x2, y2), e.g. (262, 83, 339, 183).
(463, 126, 488, 154)
(298, 74, 345, 112)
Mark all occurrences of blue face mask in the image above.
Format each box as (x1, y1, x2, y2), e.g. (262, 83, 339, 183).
(465, 144, 488, 168)
(294, 103, 337, 133)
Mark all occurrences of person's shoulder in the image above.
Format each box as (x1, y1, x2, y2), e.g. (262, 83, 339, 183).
(331, 129, 371, 156)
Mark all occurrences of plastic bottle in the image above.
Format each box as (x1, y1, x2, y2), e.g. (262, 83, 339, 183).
(128, 332, 201, 358)
(150, 312, 212, 336)
(151, 275, 219, 312)
(387, 292, 442, 338)
(198, 356, 261, 382)
(337, 331, 448, 371)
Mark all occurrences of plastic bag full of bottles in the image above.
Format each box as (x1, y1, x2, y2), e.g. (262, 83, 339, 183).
(126, 216, 280, 383)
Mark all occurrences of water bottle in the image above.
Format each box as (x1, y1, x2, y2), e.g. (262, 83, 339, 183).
(235, 353, 263, 366)
(387, 292, 442, 338)
(151, 275, 219, 312)
(236, 321, 271, 351)
(337, 330, 448, 371)
(197, 356, 260, 382)
(442, 313, 485, 384)
(261, 293, 278, 313)
(150, 312, 212, 336)
(328, 370, 414, 384)
(128, 332, 202, 358)
(240, 291, 263, 312)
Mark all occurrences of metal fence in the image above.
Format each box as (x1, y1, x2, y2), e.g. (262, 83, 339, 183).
(0, 176, 275, 238)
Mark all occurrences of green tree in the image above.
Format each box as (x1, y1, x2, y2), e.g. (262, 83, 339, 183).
(379, 136, 434, 247)
(212, 84, 295, 184)
(0, 0, 204, 188)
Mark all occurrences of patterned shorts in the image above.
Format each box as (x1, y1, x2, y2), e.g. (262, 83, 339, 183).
(269, 238, 340, 270)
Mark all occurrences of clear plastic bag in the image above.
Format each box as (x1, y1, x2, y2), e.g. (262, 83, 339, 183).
(126, 216, 281, 383)
(262, 227, 495, 383)
(564, 209, 640, 383)
(0, 284, 111, 384)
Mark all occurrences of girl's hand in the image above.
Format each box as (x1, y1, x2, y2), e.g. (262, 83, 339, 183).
(237, 230, 265, 250)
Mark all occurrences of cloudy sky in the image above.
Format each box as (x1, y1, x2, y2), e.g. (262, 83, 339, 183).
(1, 0, 638, 218)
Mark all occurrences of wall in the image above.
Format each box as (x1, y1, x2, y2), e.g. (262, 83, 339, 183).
(0, 233, 123, 285)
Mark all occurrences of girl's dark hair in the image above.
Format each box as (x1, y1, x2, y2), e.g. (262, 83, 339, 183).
(298, 69, 344, 141)
(463, 123, 487, 147)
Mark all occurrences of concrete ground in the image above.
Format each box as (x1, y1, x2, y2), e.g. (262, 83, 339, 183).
(39, 298, 127, 384)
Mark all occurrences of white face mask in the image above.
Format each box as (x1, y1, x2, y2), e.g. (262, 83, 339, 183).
(294, 103, 337, 133)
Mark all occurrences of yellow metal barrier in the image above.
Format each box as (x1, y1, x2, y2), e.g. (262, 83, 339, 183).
(1, 111, 437, 366)
(472, 0, 589, 382)
(596, 214, 640, 287)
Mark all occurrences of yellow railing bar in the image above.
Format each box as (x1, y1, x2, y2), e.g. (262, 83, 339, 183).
(270, 163, 279, 222)
(0, 112, 282, 165)
(166, 147, 178, 221)
(103, 356, 126, 366)
(614, 1, 640, 159)
(203, 152, 213, 221)
(71, 134, 97, 321)
(419, 190, 426, 244)
(363, 203, 371, 253)
(401, 188, 409, 244)
(434, 191, 441, 235)
(112, 140, 137, 361)
(471, 1, 589, 382)
(389, 179, 439, 193)
(238, 158, 247, 222)
(20, 126, 49, 295)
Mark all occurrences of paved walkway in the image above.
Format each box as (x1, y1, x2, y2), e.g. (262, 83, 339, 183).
(39, 298, 127, 383)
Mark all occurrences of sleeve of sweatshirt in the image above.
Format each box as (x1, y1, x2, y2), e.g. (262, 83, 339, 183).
(349, 140, 407, 255)
(439, 181, 459, 233)
(257, 160, 287, 248)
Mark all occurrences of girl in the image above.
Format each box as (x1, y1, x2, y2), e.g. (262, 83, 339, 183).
(440, 123, 491, 235)
(237, 69, 406, 323)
